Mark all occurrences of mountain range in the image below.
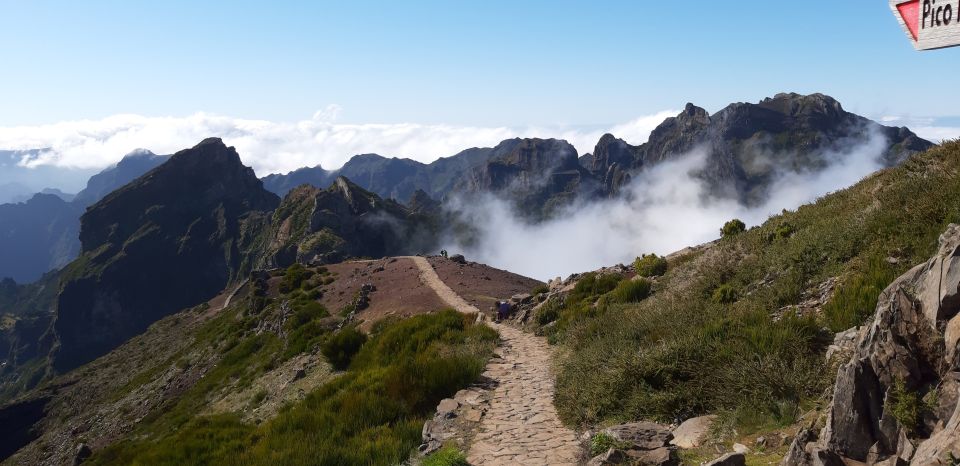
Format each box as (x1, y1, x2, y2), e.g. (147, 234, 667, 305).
(0, 92, 936, 401)
(0, 92, 953, 465)
(0, 93, 932, 285)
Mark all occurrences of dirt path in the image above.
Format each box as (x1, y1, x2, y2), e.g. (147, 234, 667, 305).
(408, 257, 583, 465)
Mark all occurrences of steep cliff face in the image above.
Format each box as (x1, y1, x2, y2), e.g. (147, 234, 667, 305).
(460, 138, 596, 219)
(786, 224, 960, 466)
(0, 149, 169, 283)
(51, 138, 279, 372)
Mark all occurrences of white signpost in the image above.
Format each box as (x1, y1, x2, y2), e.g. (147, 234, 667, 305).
(891, 0, 960, 50)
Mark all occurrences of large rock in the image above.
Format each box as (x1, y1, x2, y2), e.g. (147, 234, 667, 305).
(604, 421, 673, 450)
(671, 414, 716, 449)
(785, 224, 960, 465)
(602, 421, 679, 465)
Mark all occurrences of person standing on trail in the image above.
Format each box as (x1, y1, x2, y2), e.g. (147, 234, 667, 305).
(498, 300, 511, 322)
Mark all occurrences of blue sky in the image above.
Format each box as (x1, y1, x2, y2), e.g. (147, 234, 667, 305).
(2, 0, 956, 126)
(1, 0, 959, 186)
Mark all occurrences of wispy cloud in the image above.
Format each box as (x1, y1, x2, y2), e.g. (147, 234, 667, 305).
(0, 107, 678, 177)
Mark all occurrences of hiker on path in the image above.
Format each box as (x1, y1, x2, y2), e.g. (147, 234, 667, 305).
(498, 300, 511, 322)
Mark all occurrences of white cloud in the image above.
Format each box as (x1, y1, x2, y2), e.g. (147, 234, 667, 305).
(0, 107, 678, 177)
(913, 126, 960, 143)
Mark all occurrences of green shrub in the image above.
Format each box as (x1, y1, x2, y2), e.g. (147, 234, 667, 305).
(278, 263, 314, 293)
(609, 278, 652, 304)
(720, 219, 746, 238)
(321, 327, 367, 370)
(570, 273, 621, 303)
(634, 254, 668, 277)
(531, 284, 550, 295)
(712, 284, 738, 304)
(887, 378, 921, 433)
(422, 445, 470, 466)
(774, 222, 795, 240)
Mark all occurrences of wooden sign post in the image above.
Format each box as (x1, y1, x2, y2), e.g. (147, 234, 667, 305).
(891, 0, 960, 50)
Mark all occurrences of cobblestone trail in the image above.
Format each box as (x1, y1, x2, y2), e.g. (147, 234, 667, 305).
(408, 256, 583, 465)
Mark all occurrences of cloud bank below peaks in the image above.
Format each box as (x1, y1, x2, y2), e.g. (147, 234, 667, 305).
(0, 108, 678, 177)
(443, 129, 889, 281)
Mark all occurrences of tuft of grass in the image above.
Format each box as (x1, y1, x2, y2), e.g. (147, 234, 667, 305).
(590, 432, 631, 456)
(712, 284, 738, 304)
(822, 254, 899, 332)
(608, 278, 652, 304)
(422, 445, 470, 466)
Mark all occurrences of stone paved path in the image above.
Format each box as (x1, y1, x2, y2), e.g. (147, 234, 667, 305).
(408, 256, 583, 465)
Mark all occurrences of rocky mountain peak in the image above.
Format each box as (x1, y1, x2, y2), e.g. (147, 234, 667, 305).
(759, 92, 844, 117)
(52, 138, 279, 372)
(79, 138, 277, 252)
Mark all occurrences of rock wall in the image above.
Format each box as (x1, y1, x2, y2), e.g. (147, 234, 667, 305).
(786, 224, 960, 466)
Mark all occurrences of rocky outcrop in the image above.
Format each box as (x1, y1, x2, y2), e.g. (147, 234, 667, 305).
(265, 177, 438, 267)
(785, 224, 960, 466)
(588, 421, 679, 466)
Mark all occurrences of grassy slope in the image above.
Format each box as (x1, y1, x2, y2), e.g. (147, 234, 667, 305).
(89, 310, 497, 466)
(550, 141, 960, 431)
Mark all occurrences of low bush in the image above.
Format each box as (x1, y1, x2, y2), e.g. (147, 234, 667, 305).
(720, 219, 746, 238)
(321, 326, 367, 370)
(531, 284, 550, 295)
(634, 254, 668, 277)
(608, 278, 652, 304)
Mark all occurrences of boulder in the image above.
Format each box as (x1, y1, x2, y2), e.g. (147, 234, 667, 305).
(437, 398, 459, 414)
(705, 452, 745, 466)
(604, 421, 673, 450)
(670, 414, 716, 449)
(449, 254, 466, 264)
(623, 446, 678, 466)
(602, 421, 678, 465)
(732, 443, 750, 454)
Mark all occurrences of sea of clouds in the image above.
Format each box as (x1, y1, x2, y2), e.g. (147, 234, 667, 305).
(0, 106, 678, 176)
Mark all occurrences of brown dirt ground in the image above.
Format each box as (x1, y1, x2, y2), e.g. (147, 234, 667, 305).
(427, 256, 544, 316)
(319, 258, 449, 331)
